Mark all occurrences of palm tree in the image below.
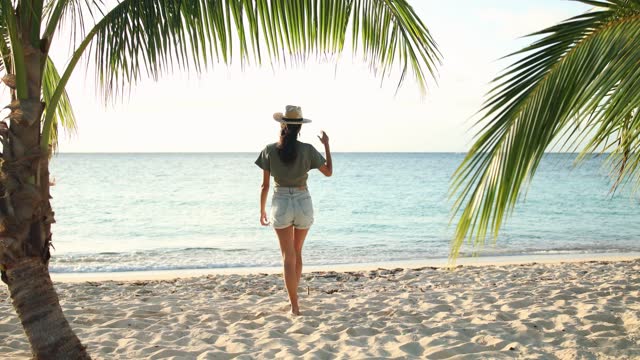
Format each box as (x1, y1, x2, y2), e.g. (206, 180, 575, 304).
(450, 0, 640, 261)
(0, 0, 439, 358)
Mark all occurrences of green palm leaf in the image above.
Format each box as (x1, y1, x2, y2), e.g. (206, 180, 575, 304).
(42, 0, 440, 150)
(0, 12, 9, 73)
(88, 0, 438, 96)
(42, 56, 76, 153)
(42, 1, 104, 45)
(86, 0, 439, 98)
(450, 0, 640, 262)
(1, 0, 27, 98)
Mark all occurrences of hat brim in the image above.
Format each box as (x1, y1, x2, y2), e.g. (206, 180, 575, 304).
(273, 112, 312, 124)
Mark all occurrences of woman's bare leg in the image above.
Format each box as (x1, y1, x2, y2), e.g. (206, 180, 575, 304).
(275, 226, 299, 315)
(293, 228, 309, 287)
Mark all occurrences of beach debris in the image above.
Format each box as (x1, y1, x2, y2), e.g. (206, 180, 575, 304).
(377, 268, 404, 276)
(413, 266, 440, 271)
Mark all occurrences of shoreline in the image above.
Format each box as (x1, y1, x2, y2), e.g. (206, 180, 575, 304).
(50, 251, 640, 283)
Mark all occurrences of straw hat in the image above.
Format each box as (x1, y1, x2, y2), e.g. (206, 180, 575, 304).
(273, 105, 312, 124)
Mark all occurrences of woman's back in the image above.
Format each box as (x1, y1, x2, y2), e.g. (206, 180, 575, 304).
(255, 141, 325, 188)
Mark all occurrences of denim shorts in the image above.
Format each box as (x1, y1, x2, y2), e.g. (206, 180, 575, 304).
(271, 187, 314, 229)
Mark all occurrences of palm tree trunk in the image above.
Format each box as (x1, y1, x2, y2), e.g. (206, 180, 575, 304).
(0, 37, 91, 358)
(0, 99, 92, 359)
(6, 258, 89, 359)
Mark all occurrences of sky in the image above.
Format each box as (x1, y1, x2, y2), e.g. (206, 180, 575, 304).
(38, 0, 592, 153)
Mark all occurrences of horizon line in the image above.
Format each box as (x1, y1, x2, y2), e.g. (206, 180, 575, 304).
(53, 151, 611, 155)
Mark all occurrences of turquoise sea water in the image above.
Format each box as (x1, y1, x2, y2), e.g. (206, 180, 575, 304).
(48, 153, 640, 273)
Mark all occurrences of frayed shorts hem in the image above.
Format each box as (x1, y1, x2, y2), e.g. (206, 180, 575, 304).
(272, 224, 313, 230)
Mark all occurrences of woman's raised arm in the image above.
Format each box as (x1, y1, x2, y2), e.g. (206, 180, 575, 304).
(317, 131, 332, 177)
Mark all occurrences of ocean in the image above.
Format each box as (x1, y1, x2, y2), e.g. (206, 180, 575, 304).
(48, 153, 640, 273)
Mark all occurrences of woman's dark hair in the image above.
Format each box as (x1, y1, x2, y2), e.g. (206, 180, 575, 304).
(277, 123, 301, 164)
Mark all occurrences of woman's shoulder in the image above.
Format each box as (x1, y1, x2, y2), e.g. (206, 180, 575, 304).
(297, 141, 317, 151)
(262, 142, 278, 152)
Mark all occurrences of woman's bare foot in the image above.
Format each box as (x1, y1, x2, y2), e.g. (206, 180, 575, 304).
(290, 304, 301, 316)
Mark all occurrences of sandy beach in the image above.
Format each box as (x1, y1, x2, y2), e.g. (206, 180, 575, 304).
(1, 257, 639, 359)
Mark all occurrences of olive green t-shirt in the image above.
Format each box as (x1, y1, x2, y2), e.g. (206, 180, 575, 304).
(255, 142, 326, 187)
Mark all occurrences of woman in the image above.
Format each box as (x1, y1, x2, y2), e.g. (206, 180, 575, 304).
(255, 105, 332, 316)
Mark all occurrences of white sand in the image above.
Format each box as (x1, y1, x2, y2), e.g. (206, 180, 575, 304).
(1, 258, 639, 359)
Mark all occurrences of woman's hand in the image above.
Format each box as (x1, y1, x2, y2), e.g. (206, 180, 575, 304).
(260, 210, 270, 226)
(317, 130, 333, 177)
(317, 131, 329, 146)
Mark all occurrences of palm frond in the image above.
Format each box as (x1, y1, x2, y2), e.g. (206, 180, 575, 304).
(85, 0, 440, 100)
(42, 0, 440, 150)
(604, 107, 640, 193)
(42, 56, 76, 153)
(42, 0, 104, 52)
(1, 0, 27, 98)
(449, 0, 640, 262)
(0, 4, 10, 73)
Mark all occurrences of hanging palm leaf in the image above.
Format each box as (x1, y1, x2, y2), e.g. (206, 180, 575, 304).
(42, 57, 77, 153)
(450, 0, 640, 262)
